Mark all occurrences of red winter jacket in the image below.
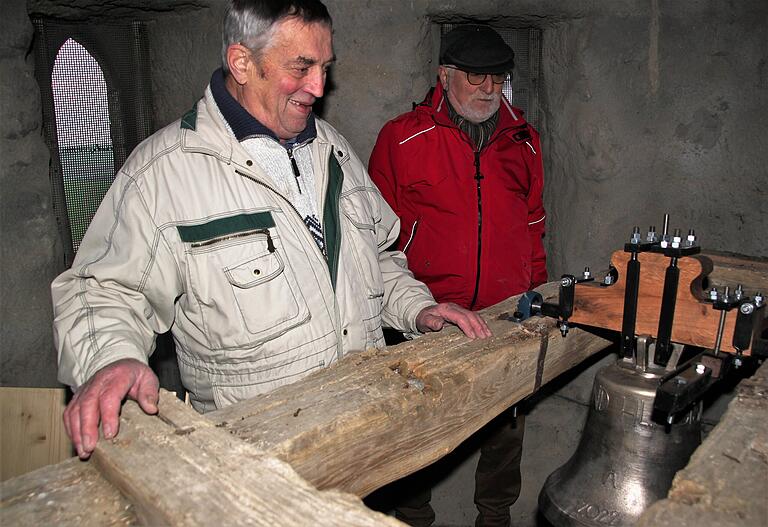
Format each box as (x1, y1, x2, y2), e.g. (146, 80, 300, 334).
(369, 83, 547, 311)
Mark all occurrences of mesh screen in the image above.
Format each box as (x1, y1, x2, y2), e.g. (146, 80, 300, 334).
(32, 18, 154, 265)
(441, 25, 542, 130)
(52, 40, 115, 251)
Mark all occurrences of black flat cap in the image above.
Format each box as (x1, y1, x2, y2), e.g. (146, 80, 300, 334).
(440, 24, 515, 74)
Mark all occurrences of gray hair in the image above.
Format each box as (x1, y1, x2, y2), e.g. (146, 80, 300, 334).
(221, 0, 332, 74)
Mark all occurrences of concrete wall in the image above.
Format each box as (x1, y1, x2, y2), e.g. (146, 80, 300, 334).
(2, 0, 766, 525)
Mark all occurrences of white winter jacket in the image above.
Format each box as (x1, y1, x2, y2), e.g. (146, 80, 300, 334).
(52, 86, 436, 412)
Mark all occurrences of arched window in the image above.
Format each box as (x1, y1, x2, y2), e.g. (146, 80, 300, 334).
(52, 39, 115, 252)
(32, 18, 154, 266)
(32, 17, 182, 398)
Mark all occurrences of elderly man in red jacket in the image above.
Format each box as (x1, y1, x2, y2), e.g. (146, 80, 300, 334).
(368, 24, 547, 527)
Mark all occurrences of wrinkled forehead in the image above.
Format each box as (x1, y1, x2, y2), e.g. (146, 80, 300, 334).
(271, 17, 334, 62)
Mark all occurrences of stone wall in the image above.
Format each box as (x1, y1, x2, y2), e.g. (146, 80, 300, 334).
(2, 1, 765, 523)
(1, 0, 62, 387)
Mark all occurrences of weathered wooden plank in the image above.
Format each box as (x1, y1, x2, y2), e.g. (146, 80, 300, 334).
(636, 359, 768, 527)
(91, 391, 404, 527)
(0, 387, 73, 481)
(568, 251, 767, 354)
(209, 285, 611, 497)
(0, 456, 138, 526)
(1, 283, 611, 524)
(704, 251, 768, 294)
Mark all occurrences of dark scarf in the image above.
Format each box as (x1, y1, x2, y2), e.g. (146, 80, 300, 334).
(446, 98, 499, 151)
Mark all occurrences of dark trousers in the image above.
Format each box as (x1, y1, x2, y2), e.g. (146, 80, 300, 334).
(394, 408, 526, 527)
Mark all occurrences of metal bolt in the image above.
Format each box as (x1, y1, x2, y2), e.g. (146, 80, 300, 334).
(583, 267, 592, 280)
(686, 229, 696, 247)
(646, 226, 657, 243)
(709, 287, 719, 301)
(733, 357, 743, 368)
(561, 276, 574, 287)
(630, 226, 641, 244)
(660, 215, 671, 248)
(603, 273, 614, 285)
(671, 228, 682, 249)
(740, 302, 755, 315)
(755, 292, 764, 307)
(734, 285, 743, 301)
(695, 364, 706, 375)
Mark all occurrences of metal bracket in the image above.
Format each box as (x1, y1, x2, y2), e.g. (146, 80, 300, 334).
(512, 275, 576, 336)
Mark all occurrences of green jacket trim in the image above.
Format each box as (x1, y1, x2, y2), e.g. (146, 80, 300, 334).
(180, 102, 198, 131)
(324, 152, 344, 291)
(177, 212, 275, 243)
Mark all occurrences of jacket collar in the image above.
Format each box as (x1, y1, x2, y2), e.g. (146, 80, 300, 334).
(179, 71, 326, 166)
(423, 82, 527, 132)
(209, 68, 317, 146)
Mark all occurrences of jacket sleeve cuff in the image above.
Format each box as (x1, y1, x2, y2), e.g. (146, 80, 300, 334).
(401, 298, 438, 336)
(61, 346, 149, 389)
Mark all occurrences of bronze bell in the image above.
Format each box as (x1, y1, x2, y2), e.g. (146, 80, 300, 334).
(538, 340, 702, 526)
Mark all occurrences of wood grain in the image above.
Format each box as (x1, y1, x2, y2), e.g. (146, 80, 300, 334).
(0, 457, 138, 526)
(91, 391, 406, 527)
(209, 285, 611, 497)
(704, 251, 768, 294)
(0, 387, 73, 481)
(1, 284, 611, 524)
(568, 251, 767, 354)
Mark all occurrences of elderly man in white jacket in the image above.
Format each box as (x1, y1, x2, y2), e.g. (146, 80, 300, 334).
(52, 0, 491, 460)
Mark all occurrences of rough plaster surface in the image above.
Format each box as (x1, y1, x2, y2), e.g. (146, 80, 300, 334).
(3, 0, 766, 524)
(541, 3, 768, 277)
(146, 4, 224, 129)
(1, 0, 61, 387)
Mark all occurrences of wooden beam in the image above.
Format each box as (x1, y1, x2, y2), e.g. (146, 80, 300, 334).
(0, 457, 137, 526)
(208, 285, 611, 497)
(568, 251, 767, 354)
(2, 257, 763, 525)
(636, 359, 768, 527)
(90, 392, 403, 527)
(2, 392, 403, 527)
(1, 283, 612, 524)
(703, 251, 768, 294)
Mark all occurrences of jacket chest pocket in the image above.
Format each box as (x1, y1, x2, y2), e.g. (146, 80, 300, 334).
(185, 232, 310, 350)
(340, 190, 385, 310)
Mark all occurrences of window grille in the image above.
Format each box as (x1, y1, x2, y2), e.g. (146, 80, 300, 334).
(32, 18, 154, 266)
(32, 17, 183, 399)
(51, 39, 115, 252)
(441, 24, 542, 130)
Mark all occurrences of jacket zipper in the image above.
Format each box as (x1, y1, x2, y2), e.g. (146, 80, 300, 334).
(286, 147, 302, 194)
(430, 113, 526, 310)
(470, 150, 483, 310)
(234, 170, 314, 253)
(190, 228, 275, 251)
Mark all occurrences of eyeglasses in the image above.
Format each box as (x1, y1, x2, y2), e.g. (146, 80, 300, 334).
(444, 66, 509, 85)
